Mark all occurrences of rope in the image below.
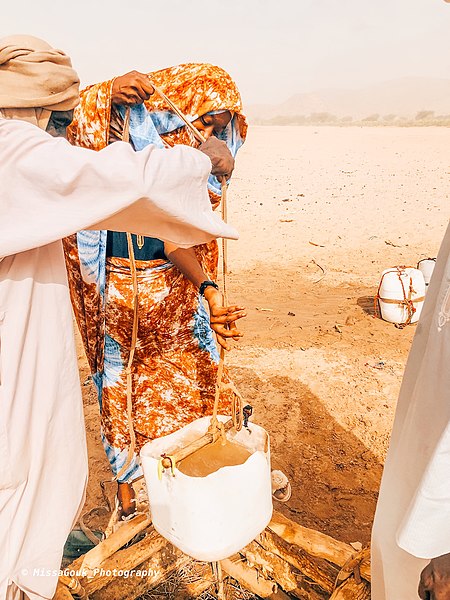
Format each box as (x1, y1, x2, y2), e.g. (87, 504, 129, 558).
(221, 182, 229, 303)
(212, 560, 225, 599)
(115, 107, 138, 482)
(374, 266, 422, 328)
(150, 82, 206, 144)
(143, 82, 244, 435)
(208, 180, 243, 434)
(116, 95, 243, 476)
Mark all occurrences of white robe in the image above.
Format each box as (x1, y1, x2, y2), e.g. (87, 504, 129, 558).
(0, 118, 238, 599)
(372, 221, 450, 599)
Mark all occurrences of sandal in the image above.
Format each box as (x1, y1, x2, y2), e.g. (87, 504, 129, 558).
(271, 470, 292, 503)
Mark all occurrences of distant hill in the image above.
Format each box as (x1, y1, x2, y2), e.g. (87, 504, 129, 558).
(246, 77, 450, 124)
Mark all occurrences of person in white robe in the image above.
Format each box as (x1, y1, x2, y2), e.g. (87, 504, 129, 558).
(0, 34, 237, 600)
(371, 220, 450, 600)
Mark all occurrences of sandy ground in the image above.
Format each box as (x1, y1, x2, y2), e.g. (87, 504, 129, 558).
(77, 126, 449, 548)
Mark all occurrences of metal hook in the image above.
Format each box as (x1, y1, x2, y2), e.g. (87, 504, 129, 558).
(243, 405, 253, 429)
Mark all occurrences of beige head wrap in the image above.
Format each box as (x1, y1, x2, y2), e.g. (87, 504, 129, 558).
(0, 34, 80, 128)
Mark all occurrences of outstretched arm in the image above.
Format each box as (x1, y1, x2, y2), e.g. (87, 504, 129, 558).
(0, 119, 238, 258)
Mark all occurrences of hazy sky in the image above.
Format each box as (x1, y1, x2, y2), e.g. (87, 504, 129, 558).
(2, 0, 450, 105)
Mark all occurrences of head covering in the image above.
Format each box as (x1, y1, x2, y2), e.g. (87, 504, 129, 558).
(144, 63, 247, 143)
(68, 63, 247, 197)
(0, 35, 79, 117)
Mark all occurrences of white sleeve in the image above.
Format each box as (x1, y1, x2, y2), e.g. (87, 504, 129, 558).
(0, 119, 237, 257)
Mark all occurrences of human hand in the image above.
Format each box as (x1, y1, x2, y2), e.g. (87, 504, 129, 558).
(198, 137, 235, 179)
(419, 554, 450, 599)
(111, 71, 154, 105)
(203, 287, 246, 350)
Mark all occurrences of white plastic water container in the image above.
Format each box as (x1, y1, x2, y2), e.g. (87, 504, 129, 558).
(140, 416, 272, 562)
(417, 258, 436, 288)
(377, 267, 425, 325)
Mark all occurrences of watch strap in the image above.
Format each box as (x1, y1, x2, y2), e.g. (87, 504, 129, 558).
(199, 280, 219, 296)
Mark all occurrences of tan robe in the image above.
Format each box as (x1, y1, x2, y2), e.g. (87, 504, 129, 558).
(372, 221, 450, 599)
(0, 118, 237, 600)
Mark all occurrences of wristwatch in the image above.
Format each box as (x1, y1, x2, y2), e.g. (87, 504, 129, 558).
(199, 280, 219, 296)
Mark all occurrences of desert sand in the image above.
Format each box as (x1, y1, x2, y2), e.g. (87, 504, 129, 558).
(78, 125, 449, 548)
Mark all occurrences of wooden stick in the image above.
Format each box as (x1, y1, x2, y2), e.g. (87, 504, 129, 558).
(241, 540, 298, 592)
(176, 562, 216, 599)
(241, 540, 326, 599)
(91, 545, 190, 600)
(258, 529, 338, 594)
(335, 546, 371, 583)
(221, 555, 278, 598)
(81, 513, 151, 573)
(160, 418, 234, 469)
(330, 578, 371, 600)
(53, 582, 75, 600)
(81, 529, 167, 595)
(56, 510, 370, 599)
(215, 560, 225, 600)
(269, 512, 355, 566)
(150, 83, 206, 144)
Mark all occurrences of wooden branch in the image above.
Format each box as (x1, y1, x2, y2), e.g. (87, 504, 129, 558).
(269, 512, 354, 567)
(160, 419, 234, 469)
(258, 529, 338, 594)
(81, 529, 167, 595)
(241, 540, 298, 592)
(176, 562, 216, 599)
(336, 547, 371, 583)
(221, 555, 278, 598)
(241, 540, 326, 600)
(62, 512, 151, 580)
(290, 580, 327, 600)
(53, 582, 75, 600)
(91, 545, 190, 600)
(54, 507, 371, 600)
(330, 578, 371, 600)
(81, 513, 151, 573)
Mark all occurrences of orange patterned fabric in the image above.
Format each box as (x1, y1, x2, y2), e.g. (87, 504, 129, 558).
(68, 63, 247, 150)
(65, 63, 245, 482)
(102, 250, 234, 452)
(67, 79, 114, 150)
(144, 62, 247, 142)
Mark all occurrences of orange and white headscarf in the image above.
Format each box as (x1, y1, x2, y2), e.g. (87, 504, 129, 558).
(69, 62, 247, 163)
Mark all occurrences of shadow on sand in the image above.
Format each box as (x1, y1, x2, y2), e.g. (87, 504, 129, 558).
(230, 366, 383, 546)
(357, 295, 376, 317)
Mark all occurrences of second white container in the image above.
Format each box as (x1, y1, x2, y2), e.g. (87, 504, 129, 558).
(417, 258, 436, 288)
(377, 267, 426, 325)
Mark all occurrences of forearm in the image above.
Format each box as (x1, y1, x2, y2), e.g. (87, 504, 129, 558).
(164, 245, 207, 288)
(164, 244, 246, 350)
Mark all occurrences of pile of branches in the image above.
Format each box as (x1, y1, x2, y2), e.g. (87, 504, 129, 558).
(54, 511, 370, 600)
